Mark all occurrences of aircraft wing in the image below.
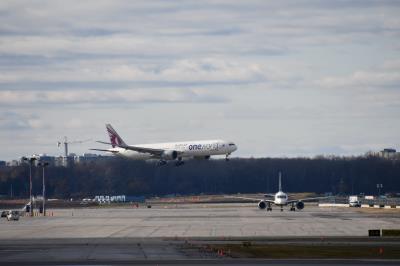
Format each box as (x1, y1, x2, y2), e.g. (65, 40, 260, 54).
(96, 140, 183, 156)
(264, 193, 275, 198)
(225, 196, 274, 203)
(116, 144, 178, 156)
(96, 141, 113, 145)
(287, 196, 331, 204)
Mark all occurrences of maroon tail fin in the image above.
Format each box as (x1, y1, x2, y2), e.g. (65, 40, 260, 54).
(106, 124, 127, 148)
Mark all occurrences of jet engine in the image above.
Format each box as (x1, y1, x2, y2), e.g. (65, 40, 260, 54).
(296, 201, 304, 210)
(258, 200, 267, 209)
(161, 150, 178, 160)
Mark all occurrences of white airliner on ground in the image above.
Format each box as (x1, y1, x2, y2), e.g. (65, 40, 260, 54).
(91, 124, 237, 166)
(232, 172, 328, 212)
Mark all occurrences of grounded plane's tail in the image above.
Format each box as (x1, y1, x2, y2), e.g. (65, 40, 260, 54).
(278, 172, 282, 192)
(106, 124, 127, 148)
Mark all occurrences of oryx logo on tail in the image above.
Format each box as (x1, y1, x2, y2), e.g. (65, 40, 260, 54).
(106, 124, 126, 148)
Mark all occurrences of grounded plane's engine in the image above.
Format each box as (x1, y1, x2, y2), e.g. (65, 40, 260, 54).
(296, 201, 304, 210)
(161, 150, 178, 160)
(258, 200, 267, 209)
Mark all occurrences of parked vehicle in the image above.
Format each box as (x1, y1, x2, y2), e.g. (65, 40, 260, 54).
(6, 210, 20, 221)
(1, 210, 9, 218)
(349, 196, 361, 207)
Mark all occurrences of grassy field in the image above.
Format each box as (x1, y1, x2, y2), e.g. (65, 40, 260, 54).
(206, 244, 400, 259)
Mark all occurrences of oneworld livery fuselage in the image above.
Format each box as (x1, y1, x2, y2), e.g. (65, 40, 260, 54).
(91, 124, 237, 166)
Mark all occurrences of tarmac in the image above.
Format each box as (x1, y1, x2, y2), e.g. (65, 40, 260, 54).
(1, 203, 399, 264)
(1, 203, 399, 238)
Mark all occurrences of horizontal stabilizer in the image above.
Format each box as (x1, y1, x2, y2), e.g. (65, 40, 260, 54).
(96, 140, 113, 145)
(89, 148, 119, 154)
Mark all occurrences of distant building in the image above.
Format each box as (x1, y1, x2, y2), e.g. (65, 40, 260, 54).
(54, 156, 74, 167)
(94, 195, 127, 203)
(74, 153, 99, 163)
(365, 148, 399, 160)
(6, 160, 20, 166)
(379, 148, 397, 159)
(32, 154, 56, 166)
(3, 152, 109, 168)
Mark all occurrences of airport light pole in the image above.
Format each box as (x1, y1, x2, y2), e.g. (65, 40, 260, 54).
(376, 183, 383, 197)
(38, 162, 49, 216)
(23, 157, 36, 217)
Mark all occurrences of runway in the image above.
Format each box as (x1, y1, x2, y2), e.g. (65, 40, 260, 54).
(1, 203, 399, 264)
(1, 203, 399, 238)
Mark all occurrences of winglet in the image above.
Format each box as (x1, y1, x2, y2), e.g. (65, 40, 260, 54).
(106, 124, 127, 148)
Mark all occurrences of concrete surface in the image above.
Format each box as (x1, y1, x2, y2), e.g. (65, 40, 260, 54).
(1, 203, 399, 239)
(0, 238, 189, 263)
(1, 203, 400, 264)
(1, 238, 400, 265)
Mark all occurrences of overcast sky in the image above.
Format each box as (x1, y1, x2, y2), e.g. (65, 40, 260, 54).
(0, 1, 399, 160)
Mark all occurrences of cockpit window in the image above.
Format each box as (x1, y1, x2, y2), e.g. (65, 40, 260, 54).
(229, 143, 235, 146)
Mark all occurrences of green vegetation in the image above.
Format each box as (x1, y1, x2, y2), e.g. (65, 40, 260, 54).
(382, 230, 400, 237)
(0, 157, 399, 198)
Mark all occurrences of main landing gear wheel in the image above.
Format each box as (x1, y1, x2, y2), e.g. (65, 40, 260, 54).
(157, 160, 167, 166)
(175, 158, 184, 167)
(267, 207, 272, 211)
(175, 160, 184, 167)
(225, 153, 230, 161)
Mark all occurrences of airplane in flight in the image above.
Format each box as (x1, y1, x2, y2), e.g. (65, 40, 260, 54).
(91, 124, 237, 166)
(231, 172, 328, 212)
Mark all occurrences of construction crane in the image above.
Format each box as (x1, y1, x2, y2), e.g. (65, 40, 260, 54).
(57, 136, 91, 157)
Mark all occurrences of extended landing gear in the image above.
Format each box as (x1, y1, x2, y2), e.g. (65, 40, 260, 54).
(156, 160, 167, 166)
(225, 153, 231, 161)
(175, 158, 184, 167)
(290, 203, 296, 211)
(156, 158, 185, 167)
(266, 203, 272, 211)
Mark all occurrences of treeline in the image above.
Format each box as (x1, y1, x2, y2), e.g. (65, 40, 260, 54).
(0, 157, 399, 199)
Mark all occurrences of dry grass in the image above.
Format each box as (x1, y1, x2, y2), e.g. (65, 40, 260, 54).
(209, 244, 400, 259)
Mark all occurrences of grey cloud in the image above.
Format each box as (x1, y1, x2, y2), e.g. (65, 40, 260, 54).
(0, 88, 229, 106)
(0, 111, 33, 130)
(0, 57, 266, 86)
(0, 1, 399, 159)
(2, 1, 397, 50)
(316, 60, 400, 90)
